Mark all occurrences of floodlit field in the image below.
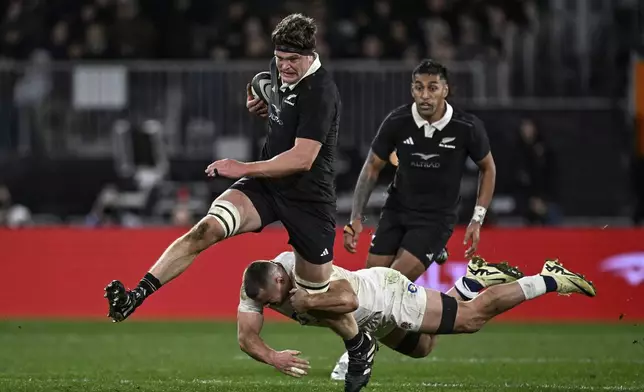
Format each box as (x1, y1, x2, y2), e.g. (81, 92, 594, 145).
(1, 321, 642, 391)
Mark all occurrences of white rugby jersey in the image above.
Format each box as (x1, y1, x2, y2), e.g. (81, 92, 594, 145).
(238, 252, 393, 333)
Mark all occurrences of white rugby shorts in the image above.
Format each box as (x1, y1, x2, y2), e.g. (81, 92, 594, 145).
(353, 267, 427, 339)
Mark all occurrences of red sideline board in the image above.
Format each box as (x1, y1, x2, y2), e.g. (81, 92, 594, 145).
(1, 227, 643, 321)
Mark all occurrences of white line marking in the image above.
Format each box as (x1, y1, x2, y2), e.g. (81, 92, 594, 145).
(231, 354, 644, 365)
(2, 378, 642, 391)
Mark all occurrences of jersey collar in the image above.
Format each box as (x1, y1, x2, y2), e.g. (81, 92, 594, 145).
(412, 101, 453, 138)
(280, 52, 321, 92)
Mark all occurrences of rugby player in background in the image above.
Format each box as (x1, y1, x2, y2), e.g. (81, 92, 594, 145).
(336, 59, 496, 379)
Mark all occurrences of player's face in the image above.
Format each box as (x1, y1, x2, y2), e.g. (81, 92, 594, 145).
(411, 74, 448, 118)
(257, 278, 289, 307)
(275, 50, 313, 84)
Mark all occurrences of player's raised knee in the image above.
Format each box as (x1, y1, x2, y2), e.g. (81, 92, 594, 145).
(185, 202, 240, 249)
(207, 200, 242, 239)
(394, 332, 435, 358)
(185, 218, 222, 249)
(453, 304, 487, 334)
(292, 253, 333, 294)
(413, 334, 436, 358)
(185, 200, 241, 247)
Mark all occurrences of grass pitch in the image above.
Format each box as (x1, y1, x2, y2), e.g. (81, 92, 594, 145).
(1, 321, 642, 392)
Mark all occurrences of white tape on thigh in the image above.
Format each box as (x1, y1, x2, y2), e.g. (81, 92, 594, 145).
(208, 200, 241, 238)
(293, 271, 330, 294)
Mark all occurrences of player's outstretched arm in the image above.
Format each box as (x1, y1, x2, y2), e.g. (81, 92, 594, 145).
(463, 117, 496, 259)
(464, 152, 496, 258)
(237, 311, 273, 363)
(289, 280, 359, 315)
(473, 152, 496, 214)
(237, 311, 310, 378)
(350, 151, 387, 223)
(245, 138, 321, 178)
(204, 138, 320, 179)
(344, 151, 387, 253)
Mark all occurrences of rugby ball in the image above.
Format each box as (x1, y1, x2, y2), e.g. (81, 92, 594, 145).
(250, 71, 271, 104)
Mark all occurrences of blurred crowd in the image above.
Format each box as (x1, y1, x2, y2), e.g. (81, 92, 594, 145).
(0, 0, 640, 228)
(0, 184, 32, 228)
(0, 0, 537, 62)
(0, 116, 567, 229)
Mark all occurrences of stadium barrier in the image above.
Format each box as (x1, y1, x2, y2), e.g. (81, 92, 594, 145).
(1, 227, 643, 321)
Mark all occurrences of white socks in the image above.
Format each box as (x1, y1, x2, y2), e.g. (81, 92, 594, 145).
(517, 276, 547, 300)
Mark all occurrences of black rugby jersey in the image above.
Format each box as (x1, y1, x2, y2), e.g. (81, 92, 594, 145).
(259, 55, 340, 204)
(371, 102, 490, 217)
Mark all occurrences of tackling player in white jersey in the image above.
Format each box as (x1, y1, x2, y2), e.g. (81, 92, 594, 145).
(237, 251, 596, 377)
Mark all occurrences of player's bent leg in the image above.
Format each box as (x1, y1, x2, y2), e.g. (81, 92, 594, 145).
(293, 252, 334, 294)
(417, 259, 596, 335)
(331, 328, 436, 381)
(455, 259, 597, 333)
(416, 284, 532, 335)
(449, 256, 525, 301)
(329, 250, 392, 383)
(393, 224, 452, 282)
(365, 253, 395, 269)
(377, 257, 525, 345)
(105, 189, 263, 322)
(380, 328, 436, 359)
(426, 263, 509, 354)
(291, 251, 358, 336)
(390, 249, 429, 282)
(292, 250, 377, 392)
(365, 209, 405, 269)
(416, 289, 459, 334)
(150, 189, 262, 282)
(396, 225, 452, 280)
(285, 200, 378, 392)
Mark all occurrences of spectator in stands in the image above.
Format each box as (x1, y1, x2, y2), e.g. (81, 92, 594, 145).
(243, 17, 270, 58)
(0, 185, 32, 228)
(47, 21, 69, 59)
(172, 204, 193, 227)
(109, 0, 157, 58)
(171, 187, 194, 227)
(513, 119, 561, 226)
(0, 0, 528, 61)
(632, 155, 644, 226)
(85, 185, 120, 227)
(386, 21, 409, 58)
(83, 23, 111, 59)
(13, 49, 53, 155)
(218, 1, 249, 59)
(455, 14, 488, 60)
(362, 35, 384, 60)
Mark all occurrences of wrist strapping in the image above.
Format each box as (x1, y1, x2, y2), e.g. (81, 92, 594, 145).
(471, 205, 487, 224)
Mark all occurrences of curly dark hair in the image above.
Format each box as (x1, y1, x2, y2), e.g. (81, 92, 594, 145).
(271, 13, 317, 51)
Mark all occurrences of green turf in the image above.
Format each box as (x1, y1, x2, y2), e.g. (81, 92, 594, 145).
(0, 321, 642, 392)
